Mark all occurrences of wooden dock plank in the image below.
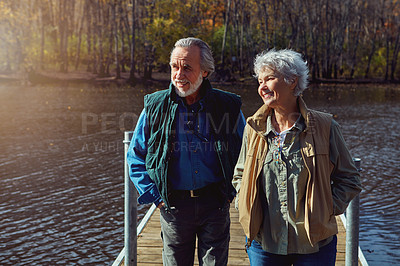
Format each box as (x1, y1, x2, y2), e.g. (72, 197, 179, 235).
(133, 204, 359, 265)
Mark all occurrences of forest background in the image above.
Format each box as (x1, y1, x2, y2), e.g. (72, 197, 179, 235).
(0, 0, 400, 84)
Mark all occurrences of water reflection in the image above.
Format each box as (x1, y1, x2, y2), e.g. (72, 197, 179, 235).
(0, 82, 399, 265)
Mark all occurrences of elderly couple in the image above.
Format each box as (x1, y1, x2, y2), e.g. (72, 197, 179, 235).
(127, 37, 362, 266)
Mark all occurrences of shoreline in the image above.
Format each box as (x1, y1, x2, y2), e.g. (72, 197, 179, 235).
(0, 70, 399, 87)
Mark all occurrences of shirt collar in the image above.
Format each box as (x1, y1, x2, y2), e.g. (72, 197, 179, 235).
(176, 95, 204, 113)
(265, 111, 305, 136)
(265, 114, 275, 136)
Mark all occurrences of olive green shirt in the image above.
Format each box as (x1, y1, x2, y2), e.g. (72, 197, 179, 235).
(233, 112, 356, 255)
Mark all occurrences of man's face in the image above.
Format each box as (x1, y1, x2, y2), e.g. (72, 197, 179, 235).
(170, 46, 207, 97)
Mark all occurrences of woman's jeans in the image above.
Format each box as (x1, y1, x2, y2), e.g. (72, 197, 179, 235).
(246, 235, 337, 266)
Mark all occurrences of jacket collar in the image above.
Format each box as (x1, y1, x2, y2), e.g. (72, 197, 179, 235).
(247, 96, 311, 134)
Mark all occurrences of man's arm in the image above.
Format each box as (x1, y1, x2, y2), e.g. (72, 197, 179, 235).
(127, 109, 163, 207)
(236, 110, 246, 138)
(329, 120, 363, 215)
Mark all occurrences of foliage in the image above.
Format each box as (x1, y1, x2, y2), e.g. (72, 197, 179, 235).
(0, 0, 399, 81)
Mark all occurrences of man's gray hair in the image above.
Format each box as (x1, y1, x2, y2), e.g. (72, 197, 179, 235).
(254, 49, 309, 96)
(171, 37, 215, 77)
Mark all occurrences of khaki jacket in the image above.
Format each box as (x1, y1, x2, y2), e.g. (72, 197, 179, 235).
(238, 97, 345, 246)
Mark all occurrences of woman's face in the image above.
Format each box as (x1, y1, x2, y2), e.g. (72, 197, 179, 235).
(257, 68, 297, 110)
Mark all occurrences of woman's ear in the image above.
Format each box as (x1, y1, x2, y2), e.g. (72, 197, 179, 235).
(291, 77, 298, 90)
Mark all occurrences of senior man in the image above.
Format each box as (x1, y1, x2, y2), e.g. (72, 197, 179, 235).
(127, 37, 245, 266)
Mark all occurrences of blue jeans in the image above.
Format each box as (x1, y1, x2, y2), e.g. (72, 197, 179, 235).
(160, 195, 230, 266)
(246, 235, 337, 266)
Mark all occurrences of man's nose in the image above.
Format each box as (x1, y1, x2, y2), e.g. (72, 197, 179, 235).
(175, 68, 184, 78)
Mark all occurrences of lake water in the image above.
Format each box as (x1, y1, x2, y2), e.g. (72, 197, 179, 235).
(0, 81, 399, 265)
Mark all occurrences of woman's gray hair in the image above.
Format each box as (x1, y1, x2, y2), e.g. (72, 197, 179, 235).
(254, 49, 309, 96)
(171, 37, 215, 77)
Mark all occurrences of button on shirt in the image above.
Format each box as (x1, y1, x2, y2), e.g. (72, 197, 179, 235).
(168, 97, 223, 190)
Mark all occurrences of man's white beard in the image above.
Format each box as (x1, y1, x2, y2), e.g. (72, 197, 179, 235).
(173, 72, 204, 98)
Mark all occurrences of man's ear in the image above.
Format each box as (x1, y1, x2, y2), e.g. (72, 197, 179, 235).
(202, 71, 208, 78)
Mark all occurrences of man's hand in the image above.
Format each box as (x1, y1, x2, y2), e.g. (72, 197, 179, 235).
(157, 202, 165, 209)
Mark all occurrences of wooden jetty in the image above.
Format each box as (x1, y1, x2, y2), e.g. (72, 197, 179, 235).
(122, 203, 361, 266)
(114, 134, 366, 266)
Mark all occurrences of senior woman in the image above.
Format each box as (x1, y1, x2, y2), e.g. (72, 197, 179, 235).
(233, 49, 362, 265)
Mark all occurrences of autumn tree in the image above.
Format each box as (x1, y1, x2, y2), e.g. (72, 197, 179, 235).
(0, 0, 399, 81)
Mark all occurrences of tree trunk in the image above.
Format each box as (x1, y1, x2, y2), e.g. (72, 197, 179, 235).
(112, 0, 121, 79)
(128, 0, 136, 83)
(97, 0, 105, 77)
(350, 4, 363, 79)
(239, 0, 244, 77)
(364, 35, 377, 79)
(385, 37, 390, 81)
(143, 45, 153, 80)
(75, 0, 87, 70)
(143, 0, 154, 80)
(59, 0, 66, 72)
(86, 0, 94, 72)
(221, 0, 231, 65)
(40, 6, 45, 70)
(306, 0, 319, 81)
(5, 47, 11, 71)
(258, 1, 269, 49)
(118, 0, 126, 73)
(390, 29, 400, 80)
(233, 0, 240, 74)
(364, 11, 380, 79)
(106, 4, 113, 76)
(323, 0, 332, 79)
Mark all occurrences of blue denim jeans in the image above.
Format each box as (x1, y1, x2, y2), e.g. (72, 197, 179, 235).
(246, 235, 337, 266)
(160, 195, 230, 266)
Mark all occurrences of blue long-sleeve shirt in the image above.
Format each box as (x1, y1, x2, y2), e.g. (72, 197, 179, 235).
(127, 99, 246, 206)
